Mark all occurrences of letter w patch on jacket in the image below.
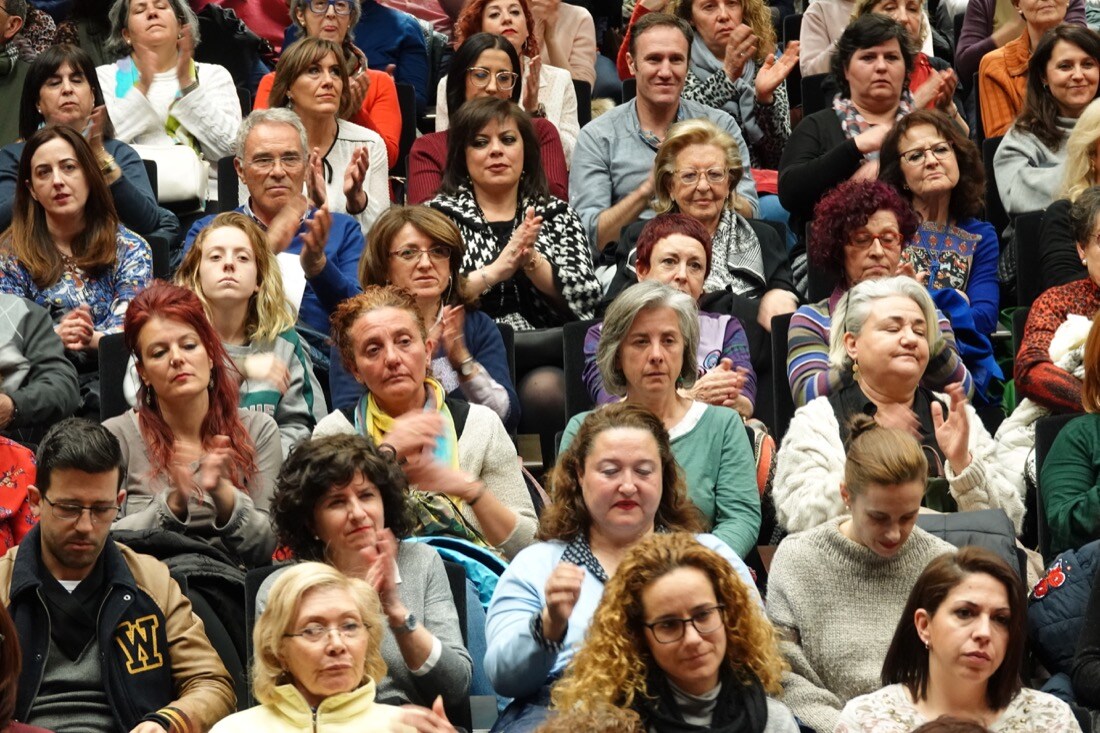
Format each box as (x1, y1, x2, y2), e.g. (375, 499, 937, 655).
(115, 615, 165, 674)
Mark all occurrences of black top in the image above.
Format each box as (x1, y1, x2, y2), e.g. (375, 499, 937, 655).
(1040, 198, 1088, 292)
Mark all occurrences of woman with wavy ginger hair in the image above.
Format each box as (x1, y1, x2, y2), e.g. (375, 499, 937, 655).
(551, 532, 797, 732)
(484, 402, 761, 733)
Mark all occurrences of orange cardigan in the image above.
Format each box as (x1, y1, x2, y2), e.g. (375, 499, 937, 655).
(978, 32, 1030, 138)
(254, 69, 402, 167)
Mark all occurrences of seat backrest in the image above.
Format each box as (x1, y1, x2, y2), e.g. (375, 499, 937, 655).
(1012, 306, 1029, 359)
(622, 78, 636, 103)
(973, 72, 985, 148)
(783, 14, 803, 109)
(770, 312, 797, 443)
(218, 156, 239, 212)
(573, 79, 592, 128)
(98, 332, 131, 422)
(147, 234, 171, 280)
(496, 322, 516, 385)
(563, 319, 598, 420)
(394, 82, 418, 176)
(982, 136, 1008, 238)
(1014, 210, 1046, 308)
(439, 560, 473, 732)
(801, 73, 831, 116)
(243, 563, 289, 708)
(142, 159, 158, 200)
(1036, 413, 1082, 561)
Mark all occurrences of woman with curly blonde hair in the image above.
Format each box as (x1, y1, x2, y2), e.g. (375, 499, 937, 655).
(484, 402, 760, 733)
(173, 212, 327, 458)
(551, 532, 797, 732)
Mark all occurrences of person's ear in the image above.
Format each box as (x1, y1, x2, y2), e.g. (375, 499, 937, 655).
(1078, 240, 1088, 265)
(839, 482, 851, 508)
(26, 179, 38, 203)
(626, 51, 637, 77)
(844, 331, 858, 363)
(1, 13, 22, 44)
(914, 608, 932, 647)
(116, 489, 127, 507)
(27, 485, 42, 518)
(636, 259, 651, 279)
(234, 156, 247, 184)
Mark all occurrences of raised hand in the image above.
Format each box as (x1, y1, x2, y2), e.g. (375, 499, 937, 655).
(439, 305, 469, 367)
(361, 528, 400, 609)
(493, 207, 542, 279)
(345, 70, 369, 121)
(523, 55, 542, 114)
(243, 353, 291, 394)
(932, 382, 972, 470)
(754, 41, 799, 102)
(56, 306, 95, 351)
(86, 105, 110, 154)
(873, 402, 922, 438)
(176, 23, 196, 90)
(382, 411, 446, 468)
(342, 146, 370, 215)
(853, 123, 890, 156)
(266, 192, 309, 254)
(131, 41, 161, 95)
(306, 147, 327, 208)
(400, 698, 457, 733)
(300, 205, 332, 278)
(542, 562, 585, 641)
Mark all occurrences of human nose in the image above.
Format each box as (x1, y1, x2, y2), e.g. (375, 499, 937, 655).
(73, 507, 96, 532)
(972, 614, 992, 641)
(323, 626, 349, 650)
(883, 523, 901, 544)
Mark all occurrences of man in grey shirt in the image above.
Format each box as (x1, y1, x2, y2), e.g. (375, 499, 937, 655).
(569, 12, 758, 259)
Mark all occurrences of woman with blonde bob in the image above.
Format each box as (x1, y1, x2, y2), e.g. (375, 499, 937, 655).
(174, 212, 327, 457)
(211, 562, 457, 733)
(1039, 98, 1100, 290)
(485, 403, 759, 732)
(551, 532, 798, 732)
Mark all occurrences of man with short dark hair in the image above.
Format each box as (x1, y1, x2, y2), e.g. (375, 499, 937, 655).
(0, 0, 28, 145)
(569, 12, 759, 257)
(0, 418, 235, 733)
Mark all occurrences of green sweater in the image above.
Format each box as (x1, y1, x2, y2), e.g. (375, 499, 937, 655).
(560, 401, 760, 557)
(1040, 413, 1100, 556)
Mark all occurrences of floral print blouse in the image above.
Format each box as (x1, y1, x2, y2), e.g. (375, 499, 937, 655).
(0, 226, 151, 333)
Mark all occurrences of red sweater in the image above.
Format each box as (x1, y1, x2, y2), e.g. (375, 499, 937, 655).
(407, 118, 569, 205)
(254, 68, 402, 167)
(1016, 278, 1100, 413)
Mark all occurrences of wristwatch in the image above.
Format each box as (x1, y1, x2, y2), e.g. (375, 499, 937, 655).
(458, 356, 477, 378)
(390, 612, 419, 634)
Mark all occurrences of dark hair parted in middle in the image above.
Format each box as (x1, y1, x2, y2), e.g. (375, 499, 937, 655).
(541, 402, 704, 542)
(19, 44, 115, 140)
(268, 37, 354, 119)
(1016, 25, 1100, 152)
(831, 14, 915, 100)
(881, 546, 1027, 711)
(445, 33, 523, 116)
(272, 433, 415, 559)
(809, 178, 920, 285)
(439, 96, 549, 201)
(879, 109, 985, 220)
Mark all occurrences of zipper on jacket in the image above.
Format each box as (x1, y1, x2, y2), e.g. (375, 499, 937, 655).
(312, 706, 319, 733)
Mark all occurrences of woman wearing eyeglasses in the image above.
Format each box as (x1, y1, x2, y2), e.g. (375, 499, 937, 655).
(879, 110, 999, 337)
(786, 179, 974, 409)
(254, 0, 402, 167)
(550, 532, 798, 733)
(408, 33, 568, 205)
(324, 205, 519, 428)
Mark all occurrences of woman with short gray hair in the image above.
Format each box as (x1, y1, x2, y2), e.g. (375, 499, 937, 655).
(559, 280, 761, 558)
(96, 0, 241, 205)
(772, 275, 1023, 535)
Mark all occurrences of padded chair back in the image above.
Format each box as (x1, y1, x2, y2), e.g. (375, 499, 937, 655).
(496, 322, 516, 385)
(98, 332, 131, 421)
(801, 73, 831, 116)
(982, 136, 1008, 238)
(218, 156, 239, 212)
(1014, 210, 1045, 308)
(147, 234, 171, 280)
(782, 14, 802, 109)
(440, 561, 473, 732)
(770, 312, 797, 442)
(143, 159, 158, 200)
(1036, 413, 1081, 561)
(1012, 306, 1029, 359)
(915, 509, 1027, 580)
(972, 72, 984, 148)
(622, 78, 636, 102)
(563, 319, 598, 420)
(573, 80, 592, 128)
(243, 563, 290, 708)
(395, 82, 418, 174)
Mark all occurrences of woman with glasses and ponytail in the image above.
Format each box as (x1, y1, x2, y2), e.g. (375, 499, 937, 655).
(550, 532, 798, 733)
(408, 33, 568, 205)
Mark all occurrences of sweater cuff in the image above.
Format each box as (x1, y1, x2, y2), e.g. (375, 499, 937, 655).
(946, 450, 985, 497)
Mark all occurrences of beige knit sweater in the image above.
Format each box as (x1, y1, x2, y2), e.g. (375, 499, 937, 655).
(765, 518, 954, 733)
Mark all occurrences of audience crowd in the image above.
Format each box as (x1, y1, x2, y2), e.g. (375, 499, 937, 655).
(3, 0, 1100, 731)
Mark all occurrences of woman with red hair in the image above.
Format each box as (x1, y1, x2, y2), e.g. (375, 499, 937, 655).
(103, 281, 282, 567)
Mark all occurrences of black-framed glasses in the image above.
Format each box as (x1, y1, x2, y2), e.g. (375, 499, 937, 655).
(308, 0, 352, 14)
(390, 245, 452, 262)
(284, 621, 367, 643)
(675, 168, 729, 186)
(644, 604, 726, 643)
(899, 141, 954, 166)
(466, 67, 519, 90)
(42, 496, 120, 524)
(847, 229, 904, 249)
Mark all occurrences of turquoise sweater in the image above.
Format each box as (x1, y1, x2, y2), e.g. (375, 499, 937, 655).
(560, 402, 760, 557)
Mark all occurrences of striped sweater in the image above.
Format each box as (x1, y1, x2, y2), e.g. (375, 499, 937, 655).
(785, 287, 974, 408)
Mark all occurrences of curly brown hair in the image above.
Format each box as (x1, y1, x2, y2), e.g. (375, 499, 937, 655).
(539, 403, 704, 542)
(453, 0, 540, 58)
(879, 109, 985, 221)
(329, 285, 428, 376)
(551, 532, 784, 713)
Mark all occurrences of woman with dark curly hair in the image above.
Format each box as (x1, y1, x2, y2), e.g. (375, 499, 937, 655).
(485, 402, 759, 733)
(260, 433, 473, 709)
(880, 110, 997, 335)
(550, 532, 798, 732)
(786, 179, 973, 407)
(994, 26, 1100, 218)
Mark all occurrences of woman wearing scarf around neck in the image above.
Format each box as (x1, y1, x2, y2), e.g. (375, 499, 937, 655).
(550, 532, 797, 733)
(313, 285, 536, 561)
(96, 0, 241, 205)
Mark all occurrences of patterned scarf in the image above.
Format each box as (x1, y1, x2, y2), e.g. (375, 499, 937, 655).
(355, 378, 495, 550)
(114, 56, 201, 154)
(833, 94, 913, 160)
(689, 35, 760, 146)
(705, 210, 767, 296)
